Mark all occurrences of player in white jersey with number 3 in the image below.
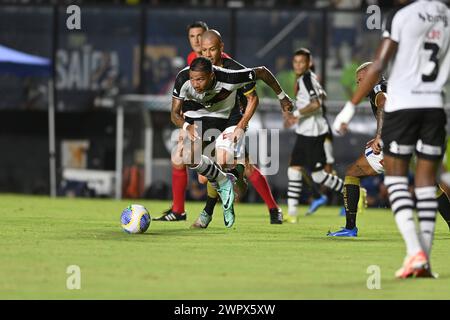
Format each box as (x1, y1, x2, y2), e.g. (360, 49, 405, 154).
(333, 0, 450, 279)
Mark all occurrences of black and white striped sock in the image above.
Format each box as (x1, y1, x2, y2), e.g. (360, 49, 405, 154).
(193, 155, 227, 185)
(312, 170, 344, 193)
(287, 167, 302, 216)
(415, 186, 437, 257)
(385, 176, 422, 256)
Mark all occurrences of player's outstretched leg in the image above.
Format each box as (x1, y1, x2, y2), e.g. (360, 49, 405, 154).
(327, 176, 359, 237)
(285, 167, 302, 223)
(245, 163, 282, 224)
(192, 155, 235, 228)
(191, 183, 217, 229)
(155, 132, 188, 222)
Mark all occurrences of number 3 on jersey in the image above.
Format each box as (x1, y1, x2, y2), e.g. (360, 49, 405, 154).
(423, 42, 440, 82)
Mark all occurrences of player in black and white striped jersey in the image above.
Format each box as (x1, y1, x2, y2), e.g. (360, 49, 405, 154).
(171, 57, 293, 228)
(333, 0, 450, 278)
(283, 48, 345, 224)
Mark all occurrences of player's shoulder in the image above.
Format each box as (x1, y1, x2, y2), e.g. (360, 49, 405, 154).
(222, 57, 246, 70)
(383, 3, 411, 33)
(214, 65, 254, 83)
(174, 66, 190, 89)
(300, 70, 316, 85)
(175, 66, 190, 81)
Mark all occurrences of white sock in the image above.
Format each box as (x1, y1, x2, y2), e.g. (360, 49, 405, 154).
(287, 167, 302, 216)
(385, 176, 422, 256)
(415, 186, 437, 257)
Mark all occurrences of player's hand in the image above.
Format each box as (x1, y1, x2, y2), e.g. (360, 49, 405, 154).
(332, 101, 356, 136)
(280, 96, 294, 112)
(231, 126, 245, 143)
(370, 136, 383, 155)
(283, 112, 298, 128)
(186, 124, 200, 141)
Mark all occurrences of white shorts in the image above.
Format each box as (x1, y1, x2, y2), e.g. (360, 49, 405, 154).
(215, 125, 245, 158)
(365, 147, 384, 174)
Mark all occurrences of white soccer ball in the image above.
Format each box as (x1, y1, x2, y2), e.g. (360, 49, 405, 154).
(120, 204, 151, 234)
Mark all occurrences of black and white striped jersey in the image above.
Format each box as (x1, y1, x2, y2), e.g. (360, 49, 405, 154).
(172, 65, 256, 119)
(382, 0, 450, 111)
(294, 70, 328, 137)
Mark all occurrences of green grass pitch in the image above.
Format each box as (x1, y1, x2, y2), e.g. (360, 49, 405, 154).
(1, 194, 450, 299)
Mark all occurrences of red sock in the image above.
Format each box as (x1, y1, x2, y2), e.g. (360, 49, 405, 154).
(172, 166, 187, 214)
(248, 166, 278, 210)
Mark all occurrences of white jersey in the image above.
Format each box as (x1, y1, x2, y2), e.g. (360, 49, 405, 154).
(295, 70, 328, 137)
(382, 0, 450, 112)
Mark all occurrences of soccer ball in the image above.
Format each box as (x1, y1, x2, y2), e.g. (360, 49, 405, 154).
(120, 204, 151, 234)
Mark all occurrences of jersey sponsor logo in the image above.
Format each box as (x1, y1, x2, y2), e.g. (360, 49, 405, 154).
(418, 12, 448, 27)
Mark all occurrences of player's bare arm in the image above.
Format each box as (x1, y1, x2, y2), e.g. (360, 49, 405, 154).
(232, 91, 259, 142)
(171, 97, 199, 141)
(295, 97, 321, 118)
(253, 66, 293, 112)
(371, 92, 386, 154)
(333, 38, 397, 134)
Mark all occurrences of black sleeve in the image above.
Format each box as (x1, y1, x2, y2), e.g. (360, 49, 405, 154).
(172, 67, 189, 99)
(215, 66, 256, 86)
(302, 72, 319, 100)
(222, 58, 256, 95)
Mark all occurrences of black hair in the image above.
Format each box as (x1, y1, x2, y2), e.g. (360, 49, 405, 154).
(190, 57, 213, 73)
(187, 21, 209, 32)
(293, 48, 311, 60)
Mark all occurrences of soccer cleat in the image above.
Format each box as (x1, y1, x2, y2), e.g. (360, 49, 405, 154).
(217, 174, 235, 228)
(190, 210, 212, 229)
(327, 227, 358, 237)
(153, 208, 187, 221)
(357, 187, 367, 214)
(306, 195, 328, 215)
(395, 250, 430, 279)
(283, 214, 299, 224)
(269, 207, 283, 224)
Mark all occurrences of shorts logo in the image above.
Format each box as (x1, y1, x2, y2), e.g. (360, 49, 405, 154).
(249, 72, 253, 80)
(389, 141, 414, 155)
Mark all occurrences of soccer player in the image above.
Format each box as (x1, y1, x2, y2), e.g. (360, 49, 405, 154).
(283, 48, 345, 223)
(329, 62, 450, 237)
(171, 57, 293, 227)
(156, 21, 231, 222)
(190, 30, 283, 228)
(186, 21, 230, 65)
(333, 0, 450, 278)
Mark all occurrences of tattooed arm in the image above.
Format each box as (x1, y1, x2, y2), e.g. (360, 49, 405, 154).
(253, 66, 293, 112)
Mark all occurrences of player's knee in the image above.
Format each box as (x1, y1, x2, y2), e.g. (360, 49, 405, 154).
(244, 163, 255, 177)
(288, 167, 302, 180)
(198, 175, 208, 185)
(311, 170, 327, 184)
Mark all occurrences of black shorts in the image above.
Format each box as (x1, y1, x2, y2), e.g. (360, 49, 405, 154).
(185, 113, 242, 151)
(381, 108, 447, 161)
(290, 134, 327, 170)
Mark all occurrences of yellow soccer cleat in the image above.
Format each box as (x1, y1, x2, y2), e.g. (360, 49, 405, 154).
(357, 187, 367, 214)
(283, 214, 299, 224)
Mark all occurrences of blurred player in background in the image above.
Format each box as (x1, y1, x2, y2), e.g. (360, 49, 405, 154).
(333, 0, 450, 278)
(329, 62, 450, 237)
(283, 48, 345, 224)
